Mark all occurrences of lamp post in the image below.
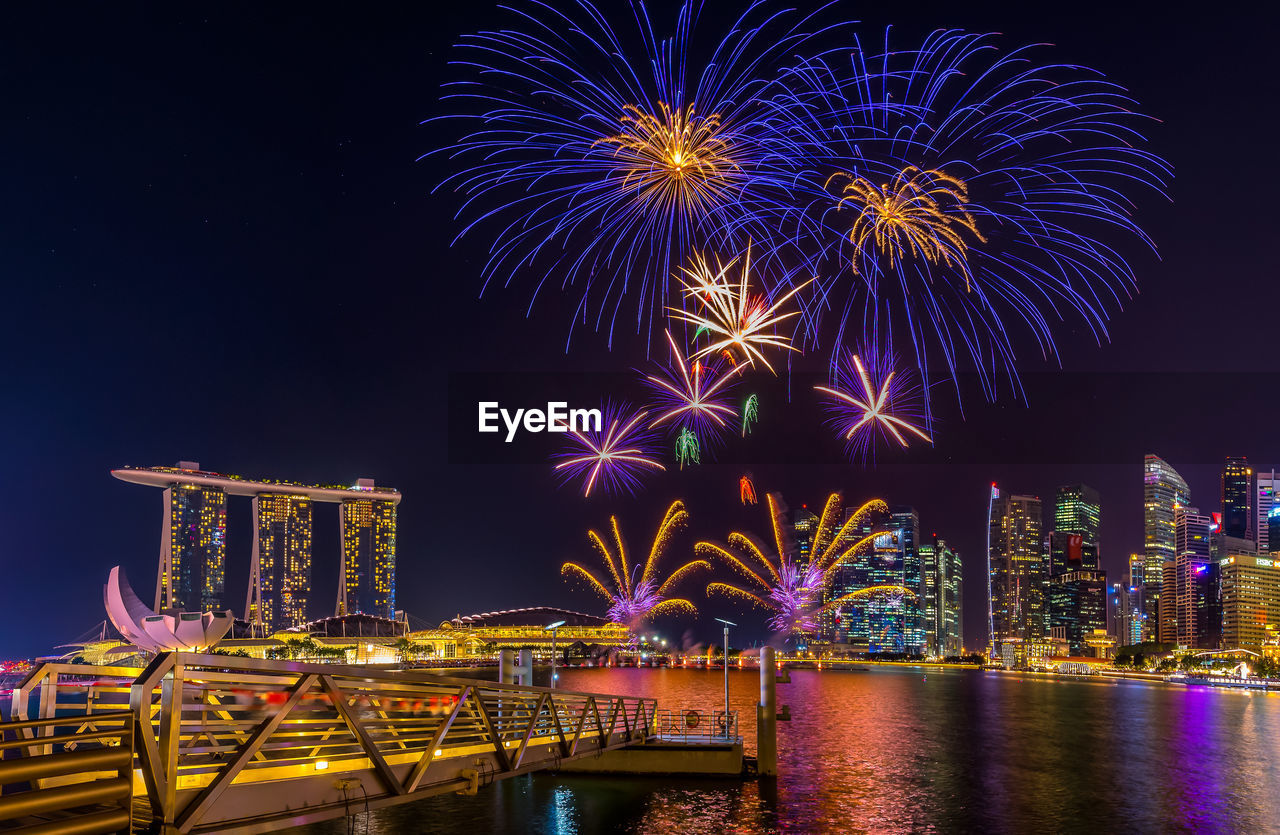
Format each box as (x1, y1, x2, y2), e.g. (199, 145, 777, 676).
(545, 619, 566, 688)
(714, 618, 735, 737)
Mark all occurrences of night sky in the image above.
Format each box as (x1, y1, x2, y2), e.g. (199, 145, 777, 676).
(4, 2, 1278, 659)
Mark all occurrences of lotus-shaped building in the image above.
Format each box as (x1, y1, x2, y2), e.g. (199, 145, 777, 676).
(104, 566, 233, 653)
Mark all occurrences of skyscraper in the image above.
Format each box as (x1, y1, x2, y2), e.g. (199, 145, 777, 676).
(989, 488, 1046, 652)
(936, 538, 963, 656)
(250, 494, 314, 631)
(889, 506, 926, 654)
(1048, 569, 1107, 655)
(1172, 505, 1215, 648)
(1222, 457, 1253, 542)
(1143, 454, 1190, 641)
(160, 474, 227, 612)
(819, 505, 877, 645)
(338, 497, 398, 619)
(1055, 484, 1101, 549)
(1257, 470, 1278, 552)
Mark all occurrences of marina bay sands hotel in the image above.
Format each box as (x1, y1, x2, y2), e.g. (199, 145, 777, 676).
(112, 463, 401, 633)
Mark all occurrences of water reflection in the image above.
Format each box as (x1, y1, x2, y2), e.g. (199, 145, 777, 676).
(292, 667, 1280, 833)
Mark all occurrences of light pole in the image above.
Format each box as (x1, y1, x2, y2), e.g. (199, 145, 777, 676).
(545, 619, 566, 688)
(714, 618, 735, 737)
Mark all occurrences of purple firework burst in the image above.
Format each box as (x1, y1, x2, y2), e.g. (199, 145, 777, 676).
(815, 347, 931, 462)
(552, 401, 665, 497)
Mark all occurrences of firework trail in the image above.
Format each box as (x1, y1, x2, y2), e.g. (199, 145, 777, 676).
(561, 500, 709, 626)
(698, 491, 900, 638)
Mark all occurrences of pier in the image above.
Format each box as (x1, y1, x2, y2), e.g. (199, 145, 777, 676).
(1, 653, 670, 833)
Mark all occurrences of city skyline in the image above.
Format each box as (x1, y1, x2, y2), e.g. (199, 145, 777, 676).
(5, 2, 1280, 658)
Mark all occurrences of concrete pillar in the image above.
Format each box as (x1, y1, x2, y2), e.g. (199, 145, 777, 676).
(518, 649, 534, 686)
(498, 649, 514, 684)
(757, 646, 777, 777)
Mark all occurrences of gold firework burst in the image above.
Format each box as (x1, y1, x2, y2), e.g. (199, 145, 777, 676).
(595, 102, 737, 216)
(830, 166, 986, 289)
(561, 500, 710, 625)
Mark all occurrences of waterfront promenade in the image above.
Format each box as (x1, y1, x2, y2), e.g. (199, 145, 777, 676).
(291, 665, 1280, 833)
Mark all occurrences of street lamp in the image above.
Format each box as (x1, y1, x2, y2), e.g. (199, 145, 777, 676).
(714, 618, 735, 737)
(545, 620, 566, 688)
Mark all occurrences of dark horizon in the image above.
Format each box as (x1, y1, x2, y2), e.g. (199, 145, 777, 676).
(3, 1, 1279, 658)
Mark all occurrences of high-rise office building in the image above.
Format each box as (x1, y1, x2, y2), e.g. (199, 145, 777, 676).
(251, 494, 314, 631)
(1221, 457, 1253, 542)
(1055, 484, 1101, 548)
(1048, 569, 1107, 655)
(1220, 552, 1280, 650)
(936, 538, 963, 656)
(918, 533, 962, 658)
(338, 497, 398, 619)
(1048, 532, 1099, 576)
(1108, 582, 1143, 647)
(159, 470, 227, 612)
(1171, 505, 1215, 648)
(889, 506, 926, 654)
(1257, 470, 1278, 553)
(1143, 454, 1190, 642)
(989, 488, 1046, 651)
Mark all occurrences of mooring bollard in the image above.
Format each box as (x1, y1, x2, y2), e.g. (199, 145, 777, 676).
(757, 646, 777, 777)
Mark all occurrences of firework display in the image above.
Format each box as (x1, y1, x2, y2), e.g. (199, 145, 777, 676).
(674, 428, 701, 469)
(442, 8, 1168, 411)
(645, 330, 744, 445)
(669, 248, 810, 374)
(438, 0, 836, 344)
(741, 394, 760, 436)
(815, 350, 932, 460)
(553, 402, 665, 497)
(561, 501, 710, 625)
(739, 474, 758, 505)
(698, 491, 888, 637)
(789, 29, 1169, 398)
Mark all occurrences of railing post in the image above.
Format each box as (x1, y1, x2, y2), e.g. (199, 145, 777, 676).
(159, 660, 184, 827)
(758, 646, 777, 777)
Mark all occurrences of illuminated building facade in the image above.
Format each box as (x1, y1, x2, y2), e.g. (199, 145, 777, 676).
(1143, 454, 1190, 642)
(155, 463, 227, 612)
(1048, 569, 1107, 655)
(889, 506, 926, 654)
(252, 494, 314, 631)
(1054, 484, 1101, 550)
(920, 536, 963, 657)
(1172, 506, 1217, 648)
(1221, 457, 1253, 541)
(338, 496, 398, 619)
(1108, 582, 1143, 647)
(1219, 552, 1280, 650)
(113, 464, 402, 630)
(1257, 470, 1278, 552)
(989, 489, 1046, 651)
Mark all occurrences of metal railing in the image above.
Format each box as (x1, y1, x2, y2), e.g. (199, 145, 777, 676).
(9, 654, 658, 834)
(0, 709, 134, 834)
(653, 708, 739, 744)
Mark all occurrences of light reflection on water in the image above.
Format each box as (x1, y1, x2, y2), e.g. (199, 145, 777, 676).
(292, 667, 1280, 833)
